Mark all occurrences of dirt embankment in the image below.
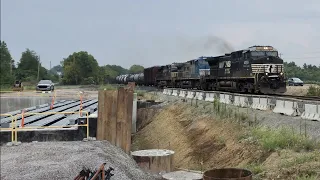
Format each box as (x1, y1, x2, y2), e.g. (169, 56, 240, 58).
(132, 102, 320, 180)
(284, 84, 319, 96)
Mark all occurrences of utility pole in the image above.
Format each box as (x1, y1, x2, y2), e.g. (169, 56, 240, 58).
(37, 55, 40, 81)
(279, 53, 283, 58)
(10, 59, 12, 75)
(50, 61, 51, 70)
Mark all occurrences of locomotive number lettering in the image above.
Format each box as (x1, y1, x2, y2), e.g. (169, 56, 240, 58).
(225, 61, 231, 67)
(268, 65, 274, 73)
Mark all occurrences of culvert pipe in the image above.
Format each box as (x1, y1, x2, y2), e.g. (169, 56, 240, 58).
(203, 168, 252, 180)
(131, 149, 174, 174)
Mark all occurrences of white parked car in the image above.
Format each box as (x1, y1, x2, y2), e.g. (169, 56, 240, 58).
(36, 80, 55, 91)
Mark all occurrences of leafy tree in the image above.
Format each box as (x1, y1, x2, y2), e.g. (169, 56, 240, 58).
(16, 49, 40, 82)
(15, 49, 58, 83)
(107, 65, 129, 75)
(284, 61, 320, 83)
(61, 51, 99, 85)
(50, 65, 63, 75)
(129, 64, 144, 73)
(0, 41, 15, 86)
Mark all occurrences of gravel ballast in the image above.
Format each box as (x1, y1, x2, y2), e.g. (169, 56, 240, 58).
(0, 140, 159, 180)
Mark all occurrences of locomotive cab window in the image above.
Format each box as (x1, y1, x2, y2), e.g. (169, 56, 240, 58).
(251, 51, 278, 57)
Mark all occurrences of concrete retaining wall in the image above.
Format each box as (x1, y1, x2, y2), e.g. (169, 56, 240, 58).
(162, 88, 320, 121)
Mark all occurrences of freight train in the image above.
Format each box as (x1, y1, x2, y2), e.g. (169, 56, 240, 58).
(116, 45, 287, 94)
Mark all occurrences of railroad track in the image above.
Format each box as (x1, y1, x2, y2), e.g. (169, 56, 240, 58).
(136, 86, 320, 102)
(270, 94, 320, 101)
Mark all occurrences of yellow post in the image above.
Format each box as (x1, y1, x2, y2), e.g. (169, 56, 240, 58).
(14, 116, 17, 142)
(86, 111, 89, 139)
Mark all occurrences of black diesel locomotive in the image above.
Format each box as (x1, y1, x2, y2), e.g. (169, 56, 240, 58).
(116, 45, 287, 94)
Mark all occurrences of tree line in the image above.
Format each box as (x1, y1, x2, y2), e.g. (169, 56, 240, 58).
(284, 62, 320, 84)
(1, 40, 319, 87)
(0, 41, 144, 87)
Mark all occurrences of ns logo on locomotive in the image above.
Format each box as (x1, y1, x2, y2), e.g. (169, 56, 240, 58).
(116, 45, 287, 95)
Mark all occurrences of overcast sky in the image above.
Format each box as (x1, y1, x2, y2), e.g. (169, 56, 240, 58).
(2, 0, 320, 69)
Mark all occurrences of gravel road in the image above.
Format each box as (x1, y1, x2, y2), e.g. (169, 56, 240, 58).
(0, 140, 159, 180)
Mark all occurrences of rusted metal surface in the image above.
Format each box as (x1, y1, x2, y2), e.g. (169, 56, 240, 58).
(131, 149, 174, 174)
(203, 168, 252, 180)
(74, 163, 114, 180)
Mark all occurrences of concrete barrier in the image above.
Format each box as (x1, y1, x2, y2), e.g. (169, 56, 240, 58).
(301, 104, 320, 121)
(186, 91, 195, 99)
(132, 93, 137, 133)
(163, 89, 167, 95)
(273, 100, 300, 116)
(219, 94, 231, 104)
(172, 89, 179, 96)
(162, 89, 320, 121)
(205, 92, 215, 102)
(195, 91, 204, 101)
(179, 90, 187, 98)
(167, 89, 173, 96)
(251, 97, 269, 110)
(234, 96, 249, 107)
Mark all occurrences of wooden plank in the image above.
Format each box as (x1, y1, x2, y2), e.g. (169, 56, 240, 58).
(105, 90, 118, 145)
(116, 87, 126, 150)
(125, 89, 134, 154)
(96, 90, 105, 140)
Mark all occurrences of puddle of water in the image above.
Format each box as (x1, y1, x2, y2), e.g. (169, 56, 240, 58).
(0, 97, 52, 114)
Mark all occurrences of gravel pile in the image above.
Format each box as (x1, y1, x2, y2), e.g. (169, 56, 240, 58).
(1, 140, 160, 180)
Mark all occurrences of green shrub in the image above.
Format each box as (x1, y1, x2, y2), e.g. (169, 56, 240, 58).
(307, 85, 320, 97)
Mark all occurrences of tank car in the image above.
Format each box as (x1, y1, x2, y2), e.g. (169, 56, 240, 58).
(200, 45, 286, 94)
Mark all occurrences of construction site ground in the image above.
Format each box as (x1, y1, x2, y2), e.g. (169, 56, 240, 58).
(132, 93, 320, 180)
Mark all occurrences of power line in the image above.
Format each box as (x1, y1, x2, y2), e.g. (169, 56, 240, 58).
(282, 56, 320, 59)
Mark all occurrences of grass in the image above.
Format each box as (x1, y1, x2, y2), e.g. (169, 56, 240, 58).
(244, 163, 264, 175)
(251, 126, 319, 151)
(281, 152, 320, 168)
(307, 85, 320, 97)
(0, 85, 36, 92)
(135, 90, 146, 97)
(296, 174, 319, 180)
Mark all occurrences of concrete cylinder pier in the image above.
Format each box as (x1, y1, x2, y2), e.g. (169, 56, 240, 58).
(203, 168, 252, 180)
(162, 170, 203, 180)
(131, 149, 174, 174)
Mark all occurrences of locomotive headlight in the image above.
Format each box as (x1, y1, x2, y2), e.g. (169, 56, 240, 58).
(265, 72, 268, 76)
(280, 72, 283, 76)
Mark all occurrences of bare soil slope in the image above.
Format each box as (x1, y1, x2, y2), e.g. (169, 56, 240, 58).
(132, 102, 320, 180)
